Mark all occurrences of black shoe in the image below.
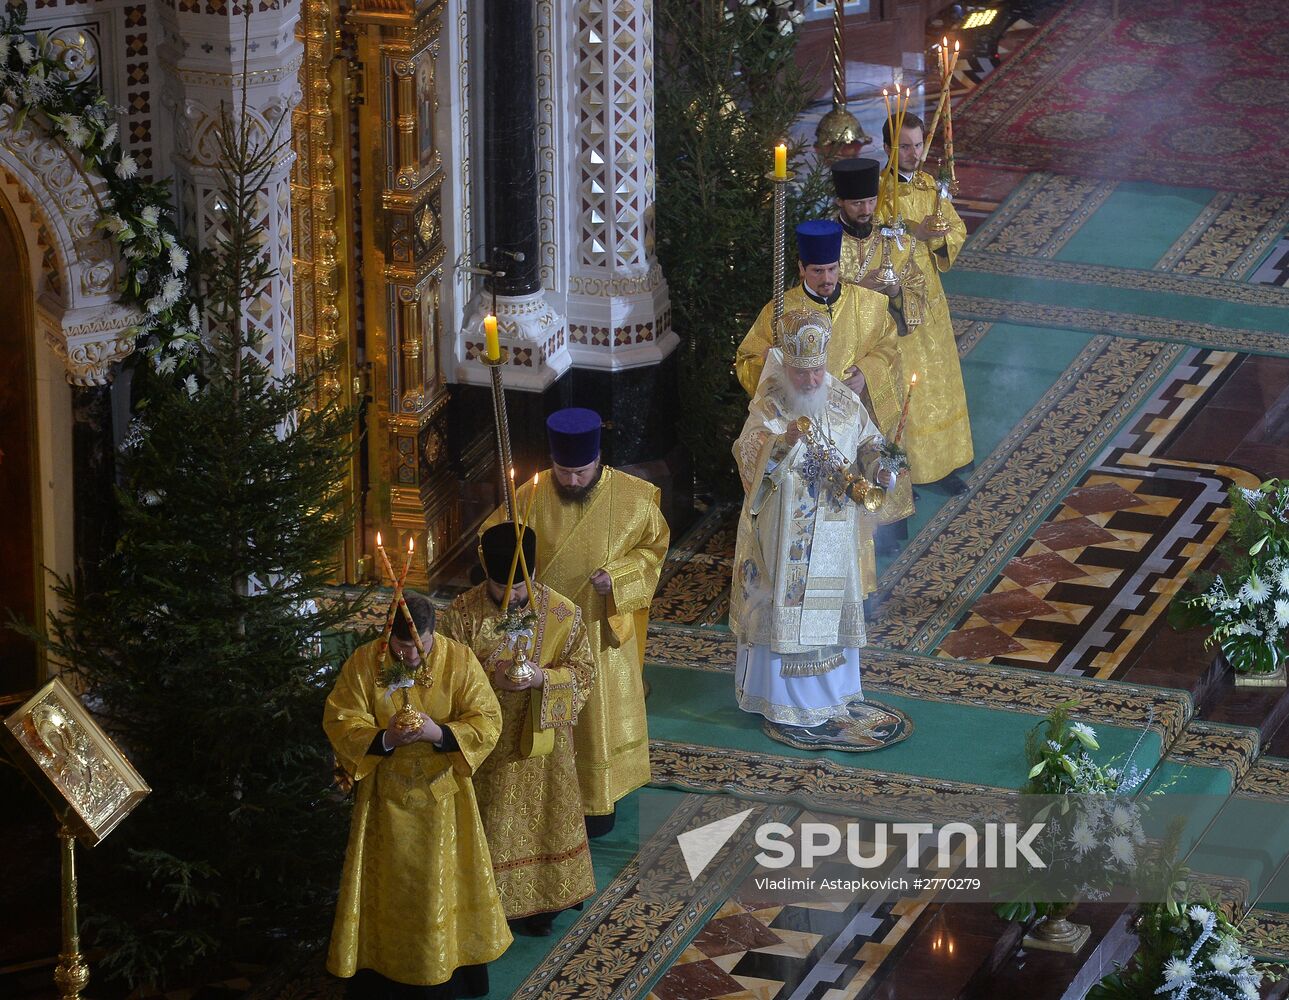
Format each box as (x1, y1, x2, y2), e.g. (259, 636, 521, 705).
(585, 810, 616, 838)
(524, 913, 556, 936)
(935, 472, 969, 495)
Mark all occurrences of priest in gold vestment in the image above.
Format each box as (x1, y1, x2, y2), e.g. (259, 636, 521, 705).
(483, 407, 669, 836)
(873, 114, 974, 491)
(735, 220, 903, 437)
(324, 593, 511, 999)
(439, 524, 597, 937)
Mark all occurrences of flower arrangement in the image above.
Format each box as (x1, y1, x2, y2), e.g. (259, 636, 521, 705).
(492, 607, 537, 639)
(1171, 479, 1289, 676)
(0, 7, 199, 374)
(725, 0, 806, 35)
(995, 701, 1152, 924)
(1089, 903, 1269, 1000)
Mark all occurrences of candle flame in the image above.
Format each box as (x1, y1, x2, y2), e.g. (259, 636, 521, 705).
(882, 87, 888, 97)
(911, 372, 918, 384)
(954, 40, 960, 52)
(532, 474, 539, 486)
(943, 35, 948, 47)
(376, 531, 382, 547)
(408, 536, 415, 552)
(509, 467, 515, 480)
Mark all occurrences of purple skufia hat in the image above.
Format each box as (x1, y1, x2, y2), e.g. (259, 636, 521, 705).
(795, 219, 843, 265)
(546, 407, 602, 467)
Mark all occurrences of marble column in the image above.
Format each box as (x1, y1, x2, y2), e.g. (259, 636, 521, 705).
(157, 3, 303, 377)
(458, 0, 569, 394)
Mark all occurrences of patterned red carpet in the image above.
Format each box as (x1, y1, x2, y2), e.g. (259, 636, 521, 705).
(954, 0, 1289, 194)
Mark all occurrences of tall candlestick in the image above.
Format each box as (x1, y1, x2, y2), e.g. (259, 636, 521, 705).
(766, 153, 793, 346)
(945, 41, 960, 194)
(894, 372, 918, 446)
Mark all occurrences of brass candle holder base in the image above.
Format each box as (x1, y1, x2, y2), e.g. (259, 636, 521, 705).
(1023, 903, 1091, 954)
(393, 688, 422, 734)
(505, 647, 536, 686)
(876, 234, 899, 287)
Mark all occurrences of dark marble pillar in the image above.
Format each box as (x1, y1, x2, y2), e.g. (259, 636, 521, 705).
(72, 386, 117, 591)
(482, 0, 541, 298)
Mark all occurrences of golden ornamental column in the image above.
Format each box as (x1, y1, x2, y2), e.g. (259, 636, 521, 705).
(291, 0, 362, 581)
(349, 0, 450, 586)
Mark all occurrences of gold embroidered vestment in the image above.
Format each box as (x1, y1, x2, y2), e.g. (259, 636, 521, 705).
(439, 582, 597, 920)
(323, 637, 511, 987)
(483, 467, 669, 815)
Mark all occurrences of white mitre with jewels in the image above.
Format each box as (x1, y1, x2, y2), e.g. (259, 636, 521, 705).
(778, 309, 831, 369)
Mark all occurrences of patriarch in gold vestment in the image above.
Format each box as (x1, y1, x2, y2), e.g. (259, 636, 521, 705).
(735, 220, 907, 594)
(324, 593, 511, 997)
(482, 407, 669, 833)
(866, 115, 973, 489)
(731, 313, 894, 726)
(439, 524, 597, 936)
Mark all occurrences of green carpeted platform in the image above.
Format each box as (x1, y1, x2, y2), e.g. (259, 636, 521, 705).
(644, 663, 1162, 790)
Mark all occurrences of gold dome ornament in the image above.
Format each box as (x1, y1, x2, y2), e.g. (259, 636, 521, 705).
(815, 104, 871, 163)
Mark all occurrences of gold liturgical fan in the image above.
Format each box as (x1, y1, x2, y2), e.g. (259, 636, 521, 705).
(2, 677, 151, 1000)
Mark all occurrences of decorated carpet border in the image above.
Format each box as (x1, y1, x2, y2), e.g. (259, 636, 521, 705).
(965, 172, 1117, 258)
(1156, 191, 1289, 280)
(949, 296, 1289, 358)
(645, 640, 1190, 747)
(648, 739, 1020, 812)
(1167, 720, 1260, 783)
(956, 251, 1289, 309)
(873, 336, 1183, 648)
(512, 795, 796, 999)
(1236, 757, 1289, 804)
(1245, 908, 1289, 961)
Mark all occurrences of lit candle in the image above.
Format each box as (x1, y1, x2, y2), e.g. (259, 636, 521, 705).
(484, 314, 500, 362)
(894, 372, 918, 445)
(522, 473, 539, 531)
(773, 143, 787, 180)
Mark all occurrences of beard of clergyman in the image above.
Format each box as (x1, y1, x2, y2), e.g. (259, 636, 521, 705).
(552, 461, 604, 503)
(784, 379, 827, 421)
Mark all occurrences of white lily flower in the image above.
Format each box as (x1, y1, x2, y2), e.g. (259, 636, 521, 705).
(778, 18, 793, 34)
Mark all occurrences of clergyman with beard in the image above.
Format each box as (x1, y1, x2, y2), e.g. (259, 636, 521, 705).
(480, 408, 669, 837)
(730, 310, 893, 732)
(735, 220, 904, 445)
(735, 219, 907, 589)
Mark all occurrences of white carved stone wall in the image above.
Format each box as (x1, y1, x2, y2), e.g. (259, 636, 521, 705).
(0, 105, 142, 386)
(157, 2, 302, 377)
